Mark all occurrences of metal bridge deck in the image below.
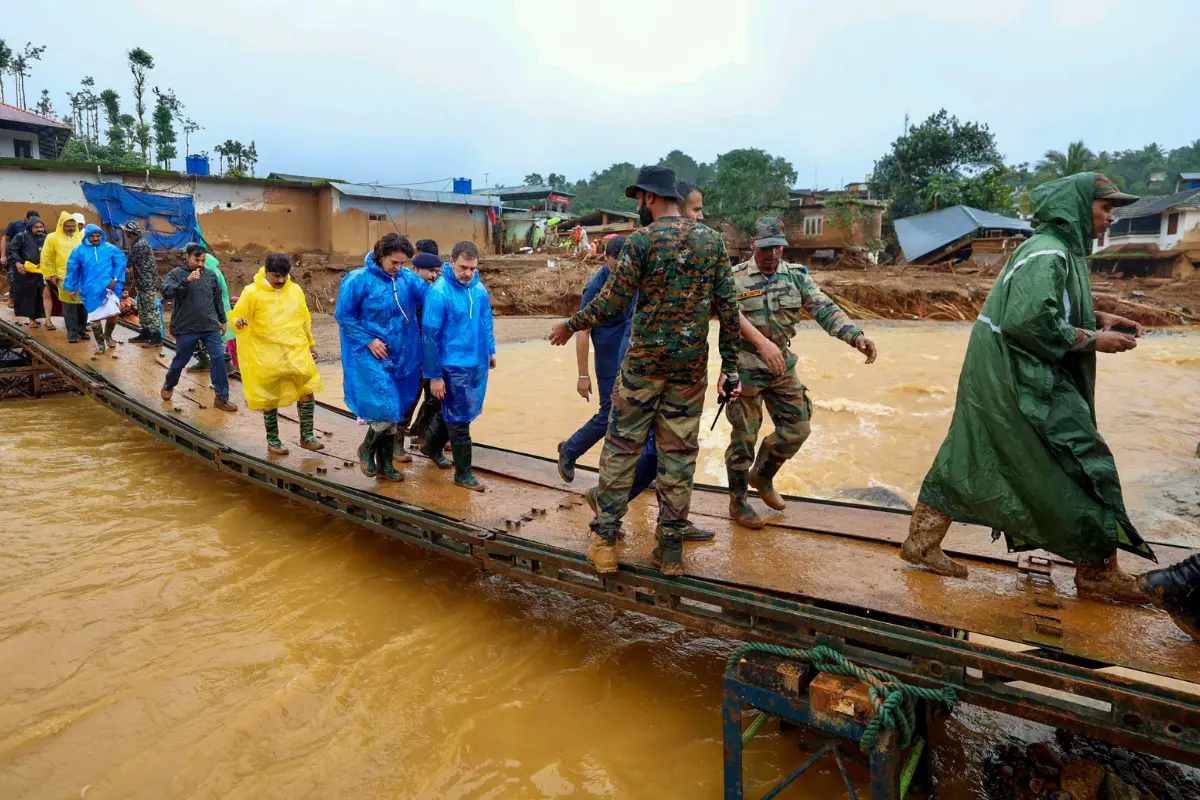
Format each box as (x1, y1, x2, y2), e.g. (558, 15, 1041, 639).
(2, 307, 1198, 765)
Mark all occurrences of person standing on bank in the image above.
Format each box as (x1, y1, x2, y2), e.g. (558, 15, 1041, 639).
(232, 253, 325, 455)
(420, 241, 496, 492)
(63, 225, 128, 359)
(334, 233, 426, 482)
(6, 215, 47, 327)
(121, 221, 163, 346)
(3, 209, 39, 307)
(160, 243, 238, 412)
(725, 217, 878, 528)
(901, 173, 1153, 603)
(549, 165, 742, 577)
(39, 212, 85, 341)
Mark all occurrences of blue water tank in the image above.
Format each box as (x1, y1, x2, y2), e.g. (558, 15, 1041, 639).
(186, 155, 210, 177)
(453, 177, 472, 194)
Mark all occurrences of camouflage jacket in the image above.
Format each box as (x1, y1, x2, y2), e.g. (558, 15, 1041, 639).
(568, 216, 739, 381)
(733, 259, 862, 376)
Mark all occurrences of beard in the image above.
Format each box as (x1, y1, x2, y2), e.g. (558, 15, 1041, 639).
(638, 204, 654, 227)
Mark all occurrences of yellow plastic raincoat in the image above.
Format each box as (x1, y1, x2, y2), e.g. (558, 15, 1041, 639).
(231, 267, 323, 410)
(39, 211, 84, 303)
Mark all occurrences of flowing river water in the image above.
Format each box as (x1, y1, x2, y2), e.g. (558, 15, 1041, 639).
(2, 323, 1198, 799)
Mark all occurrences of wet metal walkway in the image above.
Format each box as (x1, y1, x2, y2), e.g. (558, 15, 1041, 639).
(2, 308, 1198, 766)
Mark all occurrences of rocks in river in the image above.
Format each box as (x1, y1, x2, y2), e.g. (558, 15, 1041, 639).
(831, 486, 913, 510)
(1060, 759, 1104, 800)
(1104, 771, 1143, 800)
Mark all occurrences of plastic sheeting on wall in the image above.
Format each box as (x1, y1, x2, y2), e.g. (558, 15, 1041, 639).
(81, 182, 202, 251)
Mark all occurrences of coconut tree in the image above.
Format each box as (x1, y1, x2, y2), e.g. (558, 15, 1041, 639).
(1036, 141, 1097, 181)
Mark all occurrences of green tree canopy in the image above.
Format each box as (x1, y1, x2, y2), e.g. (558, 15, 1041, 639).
(1036, 141, 1096, 181)
(705, 148, 798, 233)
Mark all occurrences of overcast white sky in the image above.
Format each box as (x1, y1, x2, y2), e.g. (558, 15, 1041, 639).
(6, 0, 1196, 189)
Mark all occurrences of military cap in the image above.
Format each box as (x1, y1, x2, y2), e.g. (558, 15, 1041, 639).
(1094, 174, 1139, 207)
(753, 217, 788, 248)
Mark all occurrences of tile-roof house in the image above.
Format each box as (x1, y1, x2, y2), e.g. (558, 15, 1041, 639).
(0, 102, 72, 160)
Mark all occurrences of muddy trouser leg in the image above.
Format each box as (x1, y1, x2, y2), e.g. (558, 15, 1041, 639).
(628, 429, 658, 501)
(138, 288, 161, 335)
(103, 318, 117, 342)
(592, 371, 664, 542)
(412, 382, 440, 441)
(759, 369, 812, 463)
(724, 381, 765, 472)
(92, 318, 108, 351)
(651, 378, 706, 546)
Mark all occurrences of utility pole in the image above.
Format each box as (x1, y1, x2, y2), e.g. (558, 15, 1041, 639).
(903, 113, 910, 137)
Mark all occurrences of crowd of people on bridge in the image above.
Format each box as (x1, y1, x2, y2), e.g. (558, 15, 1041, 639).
(4, 165, 1196, 643)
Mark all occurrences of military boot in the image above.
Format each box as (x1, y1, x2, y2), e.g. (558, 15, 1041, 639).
(451, 441, 485, 492)
(900, 501, 968, 579)
(729, 468, 765, 529)
(374, 432, 405, 482)
(1075, 553, 1147, 604)
(652, 523, 686, 577)
(420, 418, 452, 468)
(749, 446, 788, 511)
(587, 534, 619, 574)
(1141, 554, 1200, 641)
(357, 427, 383, 478)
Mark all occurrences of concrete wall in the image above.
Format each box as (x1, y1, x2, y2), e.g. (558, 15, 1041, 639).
(332, 194, 492, 257)
(0, 129, 40, 160)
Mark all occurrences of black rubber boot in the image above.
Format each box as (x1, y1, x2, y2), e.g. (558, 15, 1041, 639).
(452, 441, 485, 492)
(1141, 554, 1200, 641)
(420, 417, 452, 469)
(749, 445, 787, 511)
(358, 428, 382, 478)
(374, 432, 404, 482)
(129, 329, 151, 344)
(186, 354, 211, 373)
(728, 468, 765, 529)
(557, 441, 575, 483)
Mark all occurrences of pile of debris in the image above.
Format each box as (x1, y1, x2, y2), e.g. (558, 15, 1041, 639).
(983, 730, 1200, 799)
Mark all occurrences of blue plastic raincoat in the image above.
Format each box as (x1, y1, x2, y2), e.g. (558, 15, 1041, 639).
(63, 224, 127, 314)
(422, 262, 496, 424)
(335, 253, 429, 423)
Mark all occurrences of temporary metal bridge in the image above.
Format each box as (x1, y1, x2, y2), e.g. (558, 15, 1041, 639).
(2, 309, 1198, 788)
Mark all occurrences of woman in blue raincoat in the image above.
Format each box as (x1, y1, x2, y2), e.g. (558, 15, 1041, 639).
(63, 224, 127, 358)
(334, 233, 427, 482)
(419, 241, 496, 492)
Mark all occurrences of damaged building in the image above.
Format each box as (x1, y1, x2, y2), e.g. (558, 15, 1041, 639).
(1090, 188, 1200, 279)
(894, 205, 1031, 267)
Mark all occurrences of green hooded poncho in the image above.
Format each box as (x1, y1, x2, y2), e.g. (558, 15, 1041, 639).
(918, 172, 1154, 567)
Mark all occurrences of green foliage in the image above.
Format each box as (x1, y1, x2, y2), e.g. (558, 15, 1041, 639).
(1035, 141, 1096, 181)
(127, 47, 154, 160)
(35, 89, 53, 118)
(153, 99, 177, 168)
(961, 165, 1018, 217)
(705, 148, 797, 234)
(871, 109, 1003, 220)
(657, 149, 716, 185)
(522, 172, 544, 186)
(0, 40, 11, 104)
(567, 162, 640, 215)
(546, 173, 567, 190)
(61, 137, 148, 168)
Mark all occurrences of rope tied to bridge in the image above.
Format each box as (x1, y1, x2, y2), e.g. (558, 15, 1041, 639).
(726, 642, 958, 753)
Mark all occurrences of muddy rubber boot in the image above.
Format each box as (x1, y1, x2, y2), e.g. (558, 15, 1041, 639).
(1075, 553, 1148, 604)
(729, 468, 765, 529)
(186, 353, 211, 373)
(357, 428, 382, 478)
(1141, 554, 1200, 641)
(420, 418, 452, 469)
(298, 400, 325, 452)
(900, 501, 968, 579)
(587, 535, 619, 575)
(749, 446, 787, 511)
(264, 410, 288, 455)
(374, 433, 405, 482)
(129, 329, 151, 344)
(392, 427, 412, 464)
(652, 525, 686, 577)
(451, 441, 485, 492)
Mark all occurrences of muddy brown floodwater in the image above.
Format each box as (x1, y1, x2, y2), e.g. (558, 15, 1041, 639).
(2, 322, 1198, 799)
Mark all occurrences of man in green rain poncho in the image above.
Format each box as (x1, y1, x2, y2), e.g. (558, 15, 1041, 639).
(902, 173, 1156, 604)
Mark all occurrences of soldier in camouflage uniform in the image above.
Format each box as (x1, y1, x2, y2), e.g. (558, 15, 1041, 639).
(550, 165, 741, 577)
(726, 217, 878, 528)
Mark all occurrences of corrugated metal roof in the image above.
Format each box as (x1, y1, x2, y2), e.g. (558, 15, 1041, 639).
(1178, 172, 1200, 180)
(1115, 188, 1200, 219)
(895, 205, 1031, 263)
(266, 172, 341, 183)
(477, 185, 577, 201)
(335, 182, 494, 208)
(0, 101, 72, 130)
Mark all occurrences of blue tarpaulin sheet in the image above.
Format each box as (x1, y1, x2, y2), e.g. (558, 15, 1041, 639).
(81, 182, 201, 251)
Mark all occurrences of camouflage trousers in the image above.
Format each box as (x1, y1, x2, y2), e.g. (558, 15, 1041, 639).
(724, 367, 812, 471)
(591, 370, 706, 543)
(137, 289, 162, 336)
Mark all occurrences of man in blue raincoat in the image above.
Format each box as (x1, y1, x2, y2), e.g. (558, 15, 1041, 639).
(334, 233, 428, 482)
(420, 241, 496, 492)
(63, 224, 127, 359)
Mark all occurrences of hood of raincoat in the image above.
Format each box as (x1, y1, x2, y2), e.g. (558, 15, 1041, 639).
(63, 224, 127, 313)
(1031, 172, 1096, 257)
(55, 210, 75, 238)
(229, 267, 322, 411)
(40, 211, 85, 300)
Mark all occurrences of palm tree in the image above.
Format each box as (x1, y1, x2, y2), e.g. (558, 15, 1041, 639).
(1036, 141, 1097, 180)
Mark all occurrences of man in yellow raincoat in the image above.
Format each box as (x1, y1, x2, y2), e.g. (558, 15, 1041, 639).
(38, 211, 85, 341)
(231, 253, 325, 455)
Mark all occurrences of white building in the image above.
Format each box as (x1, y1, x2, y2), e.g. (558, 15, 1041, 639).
(0, 102, 72, 161)
(1092, 188, 1200, 278)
